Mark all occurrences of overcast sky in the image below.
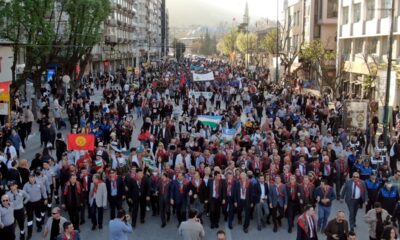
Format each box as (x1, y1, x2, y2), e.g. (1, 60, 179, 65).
(166, 0, 283, 27)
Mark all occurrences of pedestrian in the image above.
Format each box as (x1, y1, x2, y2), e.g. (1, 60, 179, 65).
(105, 169, 125, 220)
(340, 172, 368, 231)
(89, 173, 108, 230)
(365, 202, 391, 240)
(314, 179, 336, 232)
(253, 173, 269, 231)
(235, 172, 253, 233)
(381, 226, 398, 240)
(23, 171, 48, 239)
(377, 181, 399, 217)
(109, 209, 133, 240)
(269, 175, 287, 233)
(43, 207, 67, 240)
(216, 229, 226, 240)
(286, 175, 301, 233)
(365, 173, 382, 212)
(6, 180, 29, 240)
(157, 172, 171, 228)
(62, 174, 83, 231)
(296, 204, 318, 240)
(324, 211, 349, 240)
(178, 208, 205, 240)
(171, 172, 189, 225)
(56, 221, 80, 240)
(0, 194, 15, 240)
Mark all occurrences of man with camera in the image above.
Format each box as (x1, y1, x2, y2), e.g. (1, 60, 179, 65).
(365, 202, 391, 240)
(109, 209, 133, 240)
(178, 208, 205, 240)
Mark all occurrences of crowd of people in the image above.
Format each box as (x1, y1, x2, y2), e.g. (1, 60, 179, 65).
(0, 57, 399, 240)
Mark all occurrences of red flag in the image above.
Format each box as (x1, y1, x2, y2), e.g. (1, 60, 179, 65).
(67, 134, 95, 151)
(0, 82, 10, 94)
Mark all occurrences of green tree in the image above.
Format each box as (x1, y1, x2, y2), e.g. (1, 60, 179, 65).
(235, 32, 257, 55)
(261, 28, 278, 55)
(200, 29, 212, 56)
(217, 27, 238, 63)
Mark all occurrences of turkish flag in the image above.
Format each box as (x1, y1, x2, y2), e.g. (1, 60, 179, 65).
(67, 134, 95, 151)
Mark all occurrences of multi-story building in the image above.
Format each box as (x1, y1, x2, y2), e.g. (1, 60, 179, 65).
(161, 0, 169, 57)
(283, 0, 338, 85)
(337, 0, 400, 104)
(90, 0, 137, 73)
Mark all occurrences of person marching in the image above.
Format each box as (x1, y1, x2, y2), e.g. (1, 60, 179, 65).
(158, 172, 171, 228)
(286, 175, 301, 233)
(296, 204, 318, 240)
(23, 171, 48, 239)
(6, 180, 30, 240)
(234, 172, 253, 233)
(314, 179, 336, 232)
(0, 194, 15, 240)
(268, 176, 287, 233)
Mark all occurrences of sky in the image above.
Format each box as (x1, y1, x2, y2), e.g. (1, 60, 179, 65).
(166, 0, 283, 27)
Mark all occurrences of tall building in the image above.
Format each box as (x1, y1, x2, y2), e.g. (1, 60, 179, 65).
(161, 0, 169, 57)
(283, 0, 338, 84)
(337, 0, 400, 104)
(91, 0, 137, 73)
(243, 1, 250, 26)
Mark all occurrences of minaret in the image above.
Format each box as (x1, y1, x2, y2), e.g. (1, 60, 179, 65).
(243, 0, 249, 27)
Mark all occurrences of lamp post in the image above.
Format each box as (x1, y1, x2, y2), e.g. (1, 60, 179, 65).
(275, 0, 279, 83)
(383, 0, 395, 147)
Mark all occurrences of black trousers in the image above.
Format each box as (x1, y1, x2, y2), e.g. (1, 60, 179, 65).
(210, 198, 221, 227)
(67, 207, 80, 230)
(271, 205, 285, 228)
(151, 195, 159, 215)
(80, 191, 90, 221)
(0, 224, 15, 240)
(159, 198, 170, 225)
(237, 199, 250, 229)
(14, 208, 25, 236)
(109, 196, 122, 220)
(90, 201, 103, 227)
(287, 201, 300, 229)
(131, 198, 146, 226)
(223, 197, 235, 224)
(175, 202, 187, 224)
(26, 201, 43, 236)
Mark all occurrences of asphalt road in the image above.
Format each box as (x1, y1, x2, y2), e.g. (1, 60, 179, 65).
(20, 88, 371, 240)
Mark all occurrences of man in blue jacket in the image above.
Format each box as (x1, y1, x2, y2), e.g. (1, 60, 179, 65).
(313, 179, 336, 232)
(109, 209, 133, 240)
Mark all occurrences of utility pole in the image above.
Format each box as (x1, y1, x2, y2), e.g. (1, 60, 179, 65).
(383, 0, 395, 146)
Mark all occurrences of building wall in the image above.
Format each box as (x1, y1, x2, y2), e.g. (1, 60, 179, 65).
(0, 46, 13, 82)
(337, 0, 400, 102)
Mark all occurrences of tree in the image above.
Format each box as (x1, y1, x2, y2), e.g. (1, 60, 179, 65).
(261, 28, 278, 55)
(191, 40, 202, 55)
(172, 38, 186, 60)
(217, 27, 238, 63)
(300, 40, 336, 91)
(235, 32, 257, 55)
(0, 0, 110, 95)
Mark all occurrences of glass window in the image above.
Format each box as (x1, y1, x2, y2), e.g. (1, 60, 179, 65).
(354, 39, 363, 54)
(327, 0, 338, 18)
(366, 0, 375, 20)
(366, 38, 378, 54)
(353, 3, 361, 22)
(381, 37, 389, 54)
(342, 6, 349, 24)
(382, 0, 391, 18)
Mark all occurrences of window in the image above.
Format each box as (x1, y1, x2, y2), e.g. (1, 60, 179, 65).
(353, 3, 361, 22)
(354, 39, 363, 54)
(318, 0, 323, 20)
(366, 0, 375, 20)
(327, 0, 338, 18)
(382, 0, 391, 18)
(342, 6, 349, 24)
(366, 38, 378, 54)
(381, 37, 389, 54)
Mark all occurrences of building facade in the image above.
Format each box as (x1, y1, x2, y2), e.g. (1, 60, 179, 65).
(337, 0, 400, 105)
(283, 0, 338, 86)
(161, 0, 169, 57)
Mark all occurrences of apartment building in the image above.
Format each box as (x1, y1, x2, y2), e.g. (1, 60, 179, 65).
(283, 0, 338, 85)
(337, 0, 400, 105)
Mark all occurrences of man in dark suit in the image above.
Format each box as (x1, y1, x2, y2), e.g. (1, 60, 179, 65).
(252, 174, 269, 231)
(340, 172, 368, 231)
(157, 172, 171, 227)
(223, 171, 236, 229)
(296, 205, 318, 240)
(126, 169, 150, 227)
(268, 176, 288, 232)
(150, 120, 160, 136)
(324, 211, 349, 240)
(234, 172, 253, 233)
(208, 171, 226, 229)
(105, 169, 126, 220)
(334, 154, 349, 200)
(170, 172, 189, 225)
(158, 122, 172, 146)
(286, 175, 301, 233)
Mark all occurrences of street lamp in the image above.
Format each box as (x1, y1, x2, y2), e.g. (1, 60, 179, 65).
(382, 0, 395, 147)
(275, 0, 279, 83)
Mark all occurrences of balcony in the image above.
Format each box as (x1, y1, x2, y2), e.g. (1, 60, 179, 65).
(107, 19, 117, 27)
(341, 23, 351, 38)
(365, 19, 378, 36)
(352, 21, 363, 37)
(105, 35, 117, 44)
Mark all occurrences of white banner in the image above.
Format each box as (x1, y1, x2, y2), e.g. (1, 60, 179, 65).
(193, 72, 215, 81)
(345, 101, 368, 131)
(188, 91, 213, 99)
